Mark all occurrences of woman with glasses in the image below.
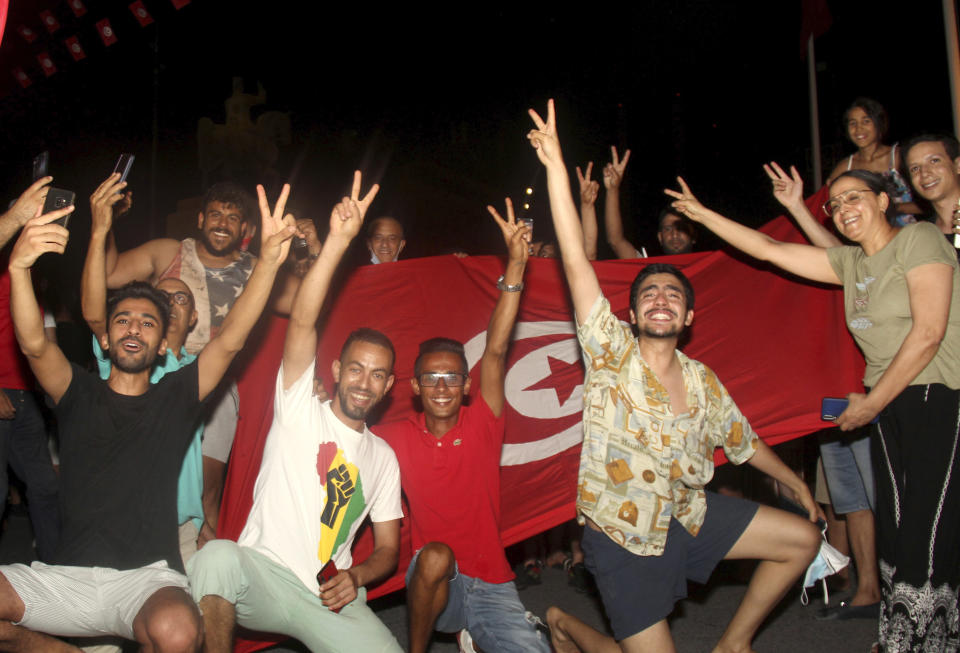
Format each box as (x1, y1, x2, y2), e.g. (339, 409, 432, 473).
(665, 170, 960, 652)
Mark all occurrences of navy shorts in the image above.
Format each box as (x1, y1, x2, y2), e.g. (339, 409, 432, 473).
(582, 490, 759, 641)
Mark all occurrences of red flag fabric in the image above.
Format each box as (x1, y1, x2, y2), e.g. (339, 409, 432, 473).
(68, 0, 87, 17)
(36, 52, 56, 77)
(64, 35, 85, 61)
(128, 1, 153, 27)
(95, 18, 116, 46)
(221, 186, 861, 651)
(11, 67, 30, 88)
(16, 24, 37, 43)
(170, 0, 190, 8)
(800, 0, 833, 55)
(38, 10, 60, 33)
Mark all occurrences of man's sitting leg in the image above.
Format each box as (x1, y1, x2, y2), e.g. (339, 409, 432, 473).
(190, 539, 401, 653)
(0, 561, 197, 652)
(406, 542, 456, 653)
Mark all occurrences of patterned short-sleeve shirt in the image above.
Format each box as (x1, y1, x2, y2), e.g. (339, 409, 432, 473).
(576, 295, 760, 556)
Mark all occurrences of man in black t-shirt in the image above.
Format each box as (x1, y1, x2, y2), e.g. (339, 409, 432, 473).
(0, 185, 298, 651)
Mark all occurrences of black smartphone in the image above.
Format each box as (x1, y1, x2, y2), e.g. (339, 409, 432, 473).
(292, 237, 309, 260)
(820, 397, 878, 424)
(42, 188, 75, 229)
(32, 151, 49, 181)
(113, 153, 135, 183)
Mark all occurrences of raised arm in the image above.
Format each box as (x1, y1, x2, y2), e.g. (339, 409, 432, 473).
(0, 177, 53, 250)
(577, 163, 600, 260)
(528, 100, 602, 323)
(197, 184, 297, 400)
(836, 262, 953, 430)
(82, 174, 128, 340)
(481, 198, 530, 416)
(765, 162, 841, 248)
(8, 206, 76, 403)
(104, 232, 179, 287)
(665, 177, 840, 285)
(282, 172, 379, 388)
(603, 146, 639, 260)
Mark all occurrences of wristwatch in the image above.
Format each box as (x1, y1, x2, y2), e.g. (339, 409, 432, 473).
(496, 275, 524, 292)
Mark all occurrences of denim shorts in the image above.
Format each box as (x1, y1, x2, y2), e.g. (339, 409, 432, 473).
(582, 491, 758, 641)
(405, 549, 550, 653)
(819, 431, 875, 514)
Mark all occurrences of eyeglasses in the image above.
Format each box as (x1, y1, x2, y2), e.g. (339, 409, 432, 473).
(822, 188, 875, 216)
(165, 291, 191, 306)
(418, 372, 467, 387)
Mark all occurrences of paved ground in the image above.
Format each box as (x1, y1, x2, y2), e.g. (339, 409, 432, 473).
(0, 508, 878, 652)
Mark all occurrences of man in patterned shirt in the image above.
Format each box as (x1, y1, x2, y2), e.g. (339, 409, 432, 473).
(526, 100, 822, 653)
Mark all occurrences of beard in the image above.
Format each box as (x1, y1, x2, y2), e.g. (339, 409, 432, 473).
(200, 229, 240, 257)
(109, 338, 159, 374)
(336, 385, 377, 421)
(641, 324, 683, 339)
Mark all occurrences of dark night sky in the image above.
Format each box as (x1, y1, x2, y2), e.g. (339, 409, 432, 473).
(0, 0, 955, 267)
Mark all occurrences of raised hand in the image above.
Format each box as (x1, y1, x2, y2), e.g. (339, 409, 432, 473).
(764, 162, 804, 210)
(5, 177, 53, 227)
(527, 99, 563, 167)
(256, 183, 298, 267)
(602, 146, 631, 190)
(329, 170, 380, 241)
(487, 198, 530, 265)
(663, 177, 712, 223)
(9, 208, 74, 270)
(577, 162, 600, 206)
(89, 173, 129, 235)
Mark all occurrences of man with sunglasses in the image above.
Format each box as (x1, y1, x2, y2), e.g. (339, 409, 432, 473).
(376, 200, 550, 653)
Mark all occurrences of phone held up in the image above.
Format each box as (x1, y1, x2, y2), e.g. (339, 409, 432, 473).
(42, 188, 76, 229)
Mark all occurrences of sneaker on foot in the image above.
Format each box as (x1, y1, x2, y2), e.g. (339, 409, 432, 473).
(457, 628, 477, 652)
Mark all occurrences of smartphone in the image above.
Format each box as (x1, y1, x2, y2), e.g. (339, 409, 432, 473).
(520, 217, 534, 240)
(316, 559, 342, 613)
(32, 151, 49, 181)
(292, 237, 309, 260)
(42, 188, 75, 229)
(821, 397, 878, 424)
(113, 153, 135, 183)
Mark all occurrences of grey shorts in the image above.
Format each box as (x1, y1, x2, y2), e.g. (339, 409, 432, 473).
(202, 379, 239, 463)
(1, 560, 189, 640)
(583, 491, 758, 641)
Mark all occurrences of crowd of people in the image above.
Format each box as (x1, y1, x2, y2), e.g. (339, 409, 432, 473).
(0, 94, 957, 653)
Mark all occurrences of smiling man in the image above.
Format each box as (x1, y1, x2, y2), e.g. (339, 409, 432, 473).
(903, 134, 960, 246)
(366, 215, 406, 263)
(376, 199, 549, 653)
(103, 180, 285, 548)
(0, 182, 295, 651)
(187, 173, 405, 653)
(527, 100, 820, 653)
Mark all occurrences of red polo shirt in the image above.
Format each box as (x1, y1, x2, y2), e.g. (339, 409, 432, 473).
(376, 394, 513, 583)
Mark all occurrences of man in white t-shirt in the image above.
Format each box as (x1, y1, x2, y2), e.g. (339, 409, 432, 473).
(188, 172, 403, 653)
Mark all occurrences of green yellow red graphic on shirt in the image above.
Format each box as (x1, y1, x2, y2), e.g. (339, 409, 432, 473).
(317, 441, 365, 563)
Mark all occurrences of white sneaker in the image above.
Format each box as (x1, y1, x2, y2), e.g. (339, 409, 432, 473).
(457, 628, 477, 652)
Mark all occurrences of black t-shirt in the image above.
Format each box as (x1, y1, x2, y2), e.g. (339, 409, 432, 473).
(52, 362, 202, 572)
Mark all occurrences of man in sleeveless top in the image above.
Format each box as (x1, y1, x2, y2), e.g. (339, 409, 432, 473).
(102, 182, 298, 548)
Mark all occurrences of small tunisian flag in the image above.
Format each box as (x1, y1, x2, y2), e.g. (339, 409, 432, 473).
(68, 0, 87, 17)
(64, 36, 85, 61)
(129, 1, 153, 27)
(95, 18, 117, 46)
(37, 52, 56, 77)
(12, 67, 31, 88)
(38, 10, 60, 34)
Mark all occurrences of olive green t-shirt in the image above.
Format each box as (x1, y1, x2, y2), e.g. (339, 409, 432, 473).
(826, 221, 960, 389)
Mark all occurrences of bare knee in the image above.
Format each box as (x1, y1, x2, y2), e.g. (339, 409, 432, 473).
(137, 588, 202, 653)
(0, 572, 25, 622)
(795, 520, 821, 564)
(413, 542, 455, 584)
(546, 606, 568, 630)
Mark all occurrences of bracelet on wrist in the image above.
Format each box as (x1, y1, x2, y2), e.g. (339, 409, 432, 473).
(496, 275, 523, 292)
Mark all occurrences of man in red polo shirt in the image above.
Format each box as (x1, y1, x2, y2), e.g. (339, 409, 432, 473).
(376, 200, 548, 653)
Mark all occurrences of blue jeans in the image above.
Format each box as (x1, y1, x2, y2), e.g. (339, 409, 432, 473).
(405, 551, 550, 653)
(819, 430, 875, 514)
(0, 389, 59, 560)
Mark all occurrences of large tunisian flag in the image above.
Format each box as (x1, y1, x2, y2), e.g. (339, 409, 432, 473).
(221, 187, 864, 649)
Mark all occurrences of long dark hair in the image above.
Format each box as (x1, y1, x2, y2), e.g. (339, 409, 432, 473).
(843, 97, 889, 144)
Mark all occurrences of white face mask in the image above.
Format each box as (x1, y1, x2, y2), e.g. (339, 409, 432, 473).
(800, 531, 850, 606)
